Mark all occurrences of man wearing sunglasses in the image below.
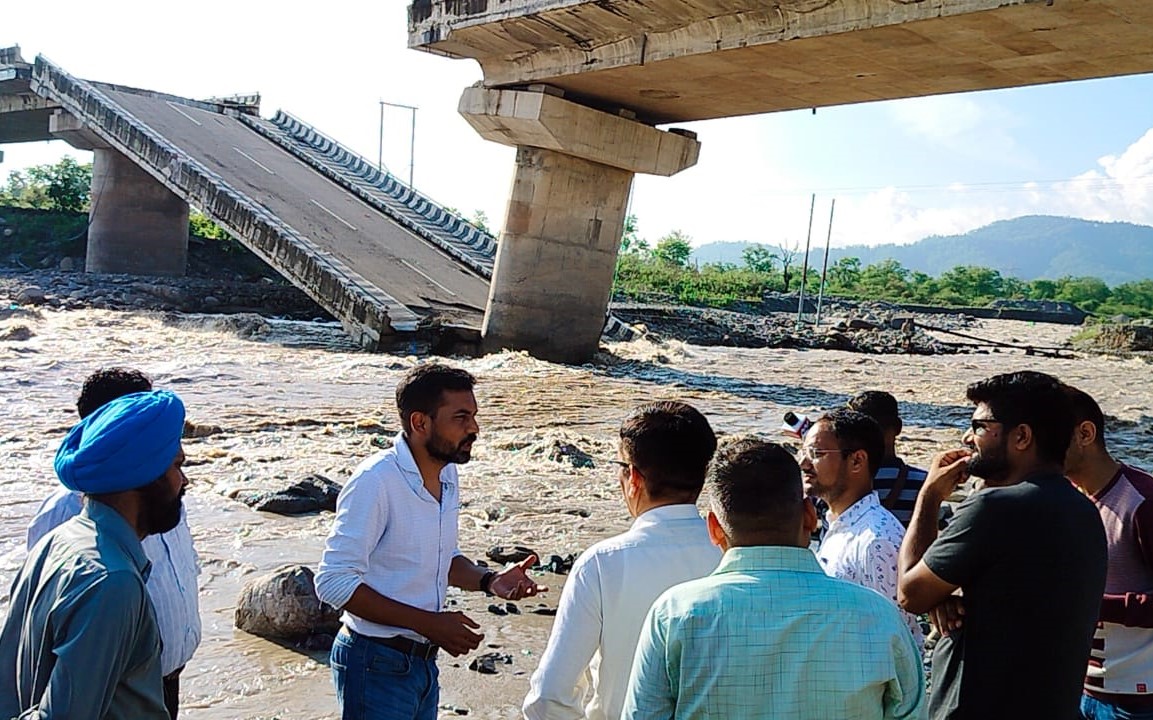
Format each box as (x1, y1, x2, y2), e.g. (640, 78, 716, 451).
(801, 409, 923, 649)
(898, 371, 1107, 719)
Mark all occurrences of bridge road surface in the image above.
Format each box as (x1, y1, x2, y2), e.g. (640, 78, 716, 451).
(100, 86, 490, 327)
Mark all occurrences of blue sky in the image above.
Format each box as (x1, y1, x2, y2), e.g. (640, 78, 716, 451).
(5, 1, 1153, 252)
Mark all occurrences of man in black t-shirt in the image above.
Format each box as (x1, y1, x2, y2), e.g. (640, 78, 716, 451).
(897, 371, 1107, 719)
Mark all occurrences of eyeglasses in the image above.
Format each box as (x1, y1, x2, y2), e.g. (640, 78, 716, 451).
(969, 418, 1002, 436)
(605, 459, 631, 470)
(797, 446, 850, 462)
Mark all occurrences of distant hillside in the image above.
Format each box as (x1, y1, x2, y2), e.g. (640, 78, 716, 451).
(691, 216, 1153, 286)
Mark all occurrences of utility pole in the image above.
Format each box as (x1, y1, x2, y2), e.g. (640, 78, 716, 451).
(379, 100, 419, 187)
(815, 198, 836, 327)
(796, 193, 816, 330)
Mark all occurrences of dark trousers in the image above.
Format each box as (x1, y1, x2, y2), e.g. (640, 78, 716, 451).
(163, 666, 183, 720)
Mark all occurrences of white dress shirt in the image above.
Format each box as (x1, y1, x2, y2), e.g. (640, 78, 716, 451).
(524, 504, 722, 720)
(26, 488, 202, 676)
(315, 433, 461, 642)
(816, 492, 924, 648)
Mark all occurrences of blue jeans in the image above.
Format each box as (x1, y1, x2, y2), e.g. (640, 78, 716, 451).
(1083, 694, 1153, 720)
(331, 629, 439, 720)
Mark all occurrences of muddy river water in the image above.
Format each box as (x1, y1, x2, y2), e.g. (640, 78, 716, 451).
(1, 307, 1150, 719)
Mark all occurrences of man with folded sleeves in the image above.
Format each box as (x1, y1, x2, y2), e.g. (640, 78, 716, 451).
(316, 363, 547, 720)
(0, 390, 189, 720)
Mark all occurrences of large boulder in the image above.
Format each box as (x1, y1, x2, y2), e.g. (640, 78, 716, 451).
(238, 474, 343, 515)
(235, 564, 340, 640)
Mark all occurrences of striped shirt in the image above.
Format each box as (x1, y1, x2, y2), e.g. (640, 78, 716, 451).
(27, 488, 202, 677)
(623, 545, 926, 720)
(315, 433, 462, 643)
(873, 458, 928, 528)
(1086, 464, 1153, 702)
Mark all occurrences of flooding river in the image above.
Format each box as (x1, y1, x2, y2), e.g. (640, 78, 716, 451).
(2, 307, 1151, 719)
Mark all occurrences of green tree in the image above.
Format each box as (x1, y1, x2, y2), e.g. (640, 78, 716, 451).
(937, 265, 1006, 302)
(741, 244, 777, 274)
(653, 230, 692, 268)
(470, 210, 491, 233)
(620, 214, 649, 254)
(1054, 276, 1112, 311)
(827, 257, 862, 291)
(0, 157, 92, 212)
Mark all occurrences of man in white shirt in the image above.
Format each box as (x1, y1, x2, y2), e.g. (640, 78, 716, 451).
(524, 401, 721, 720)
(801, 409, 923, 648)
(25, 367, 201, 719)
(316, 363, 546, 720)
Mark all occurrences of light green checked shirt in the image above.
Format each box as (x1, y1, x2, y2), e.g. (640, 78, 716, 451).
(623, 545, 926, 720)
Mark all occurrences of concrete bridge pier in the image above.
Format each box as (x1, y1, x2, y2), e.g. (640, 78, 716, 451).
(50, 111, 189, 276)
(459, 87, 700, 363)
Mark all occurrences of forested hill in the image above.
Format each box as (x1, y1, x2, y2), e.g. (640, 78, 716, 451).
(692, 216, 1153, 285)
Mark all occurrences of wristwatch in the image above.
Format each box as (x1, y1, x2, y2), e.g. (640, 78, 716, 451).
(480, 570, 497, 596)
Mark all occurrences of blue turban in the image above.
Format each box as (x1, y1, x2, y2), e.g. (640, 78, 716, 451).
(55, 390, 186, 494)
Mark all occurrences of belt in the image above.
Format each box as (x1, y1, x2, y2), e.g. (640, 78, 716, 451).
(347, 628, 439, 660)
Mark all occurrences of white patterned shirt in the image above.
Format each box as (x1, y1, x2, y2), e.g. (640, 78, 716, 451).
(27, 489, 202, 676)
(315, 433, 462, 642)
(524, 504, 722, 720)
(816, 492, 924, 648)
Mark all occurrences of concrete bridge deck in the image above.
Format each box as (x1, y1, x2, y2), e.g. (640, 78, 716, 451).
(410, 0, 1153, 124)
(94, 85, 490, 326)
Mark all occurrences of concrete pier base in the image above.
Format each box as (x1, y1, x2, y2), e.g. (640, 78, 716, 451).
(86, 148, 189, 276)
(483, 146, 633, 362)
(460, 87, 700, 363)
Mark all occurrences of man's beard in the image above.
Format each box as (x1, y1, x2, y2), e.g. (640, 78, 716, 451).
(968, 437, 1010, 485)
(139, 481, 185, 535)
(427, 431, 477, 465)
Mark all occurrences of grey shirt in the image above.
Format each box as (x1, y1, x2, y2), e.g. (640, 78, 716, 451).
(1, 500, 169, 720)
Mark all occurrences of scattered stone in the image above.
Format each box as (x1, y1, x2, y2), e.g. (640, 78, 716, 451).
(0, 324, 32, 341)
(16, 286, 44, 304)
(505, 602, 520, 615)
(234, 564, 340, 640)
(530, 607, 558, 616)
(536, 553, 577, 575)
(202, 295, 221, 308)
(487, 604, 508, 616)
(238, 473, 344, 515)
(546, 441, 595, 468)
(183, 420, 224, 438)
(58, 257, 76, 272)
(487, 545, 537, 564)
(468, 652, 513, 674)
(563, 508, 591, 518)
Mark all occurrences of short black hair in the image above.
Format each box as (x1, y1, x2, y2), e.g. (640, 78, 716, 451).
(817, 409, 885, 477)
(1063, 385, 1107, 448)
(396, 363, 477, 434)
(847, 390, 902, 434)
(708, 438, 803, 541)
(77, 367, 153, 418)
(620, 401, 717, 499)
(966, 371, 1072, 467)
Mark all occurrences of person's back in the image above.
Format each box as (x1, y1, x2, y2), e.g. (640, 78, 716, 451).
(624, 439, 924, 720)
(628, 546, 922, 719)
(925, 475, 1105, 717)
(526, 402, 720, 720)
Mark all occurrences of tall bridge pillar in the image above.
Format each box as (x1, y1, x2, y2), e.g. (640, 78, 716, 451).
(87, 148, 189, 276)
(50, 110, 189, 276)
(460, 87, 699, 363)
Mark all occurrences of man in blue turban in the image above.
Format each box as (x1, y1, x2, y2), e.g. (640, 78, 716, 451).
(0, 389, 189, 720)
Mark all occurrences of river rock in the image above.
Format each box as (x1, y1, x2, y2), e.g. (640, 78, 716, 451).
(487, 545, 537, 564)
(235, 564, 340, 640)
(0, 324, 33, 341)
(239, 473, 343, 515)
(16, 286, 45, 304)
